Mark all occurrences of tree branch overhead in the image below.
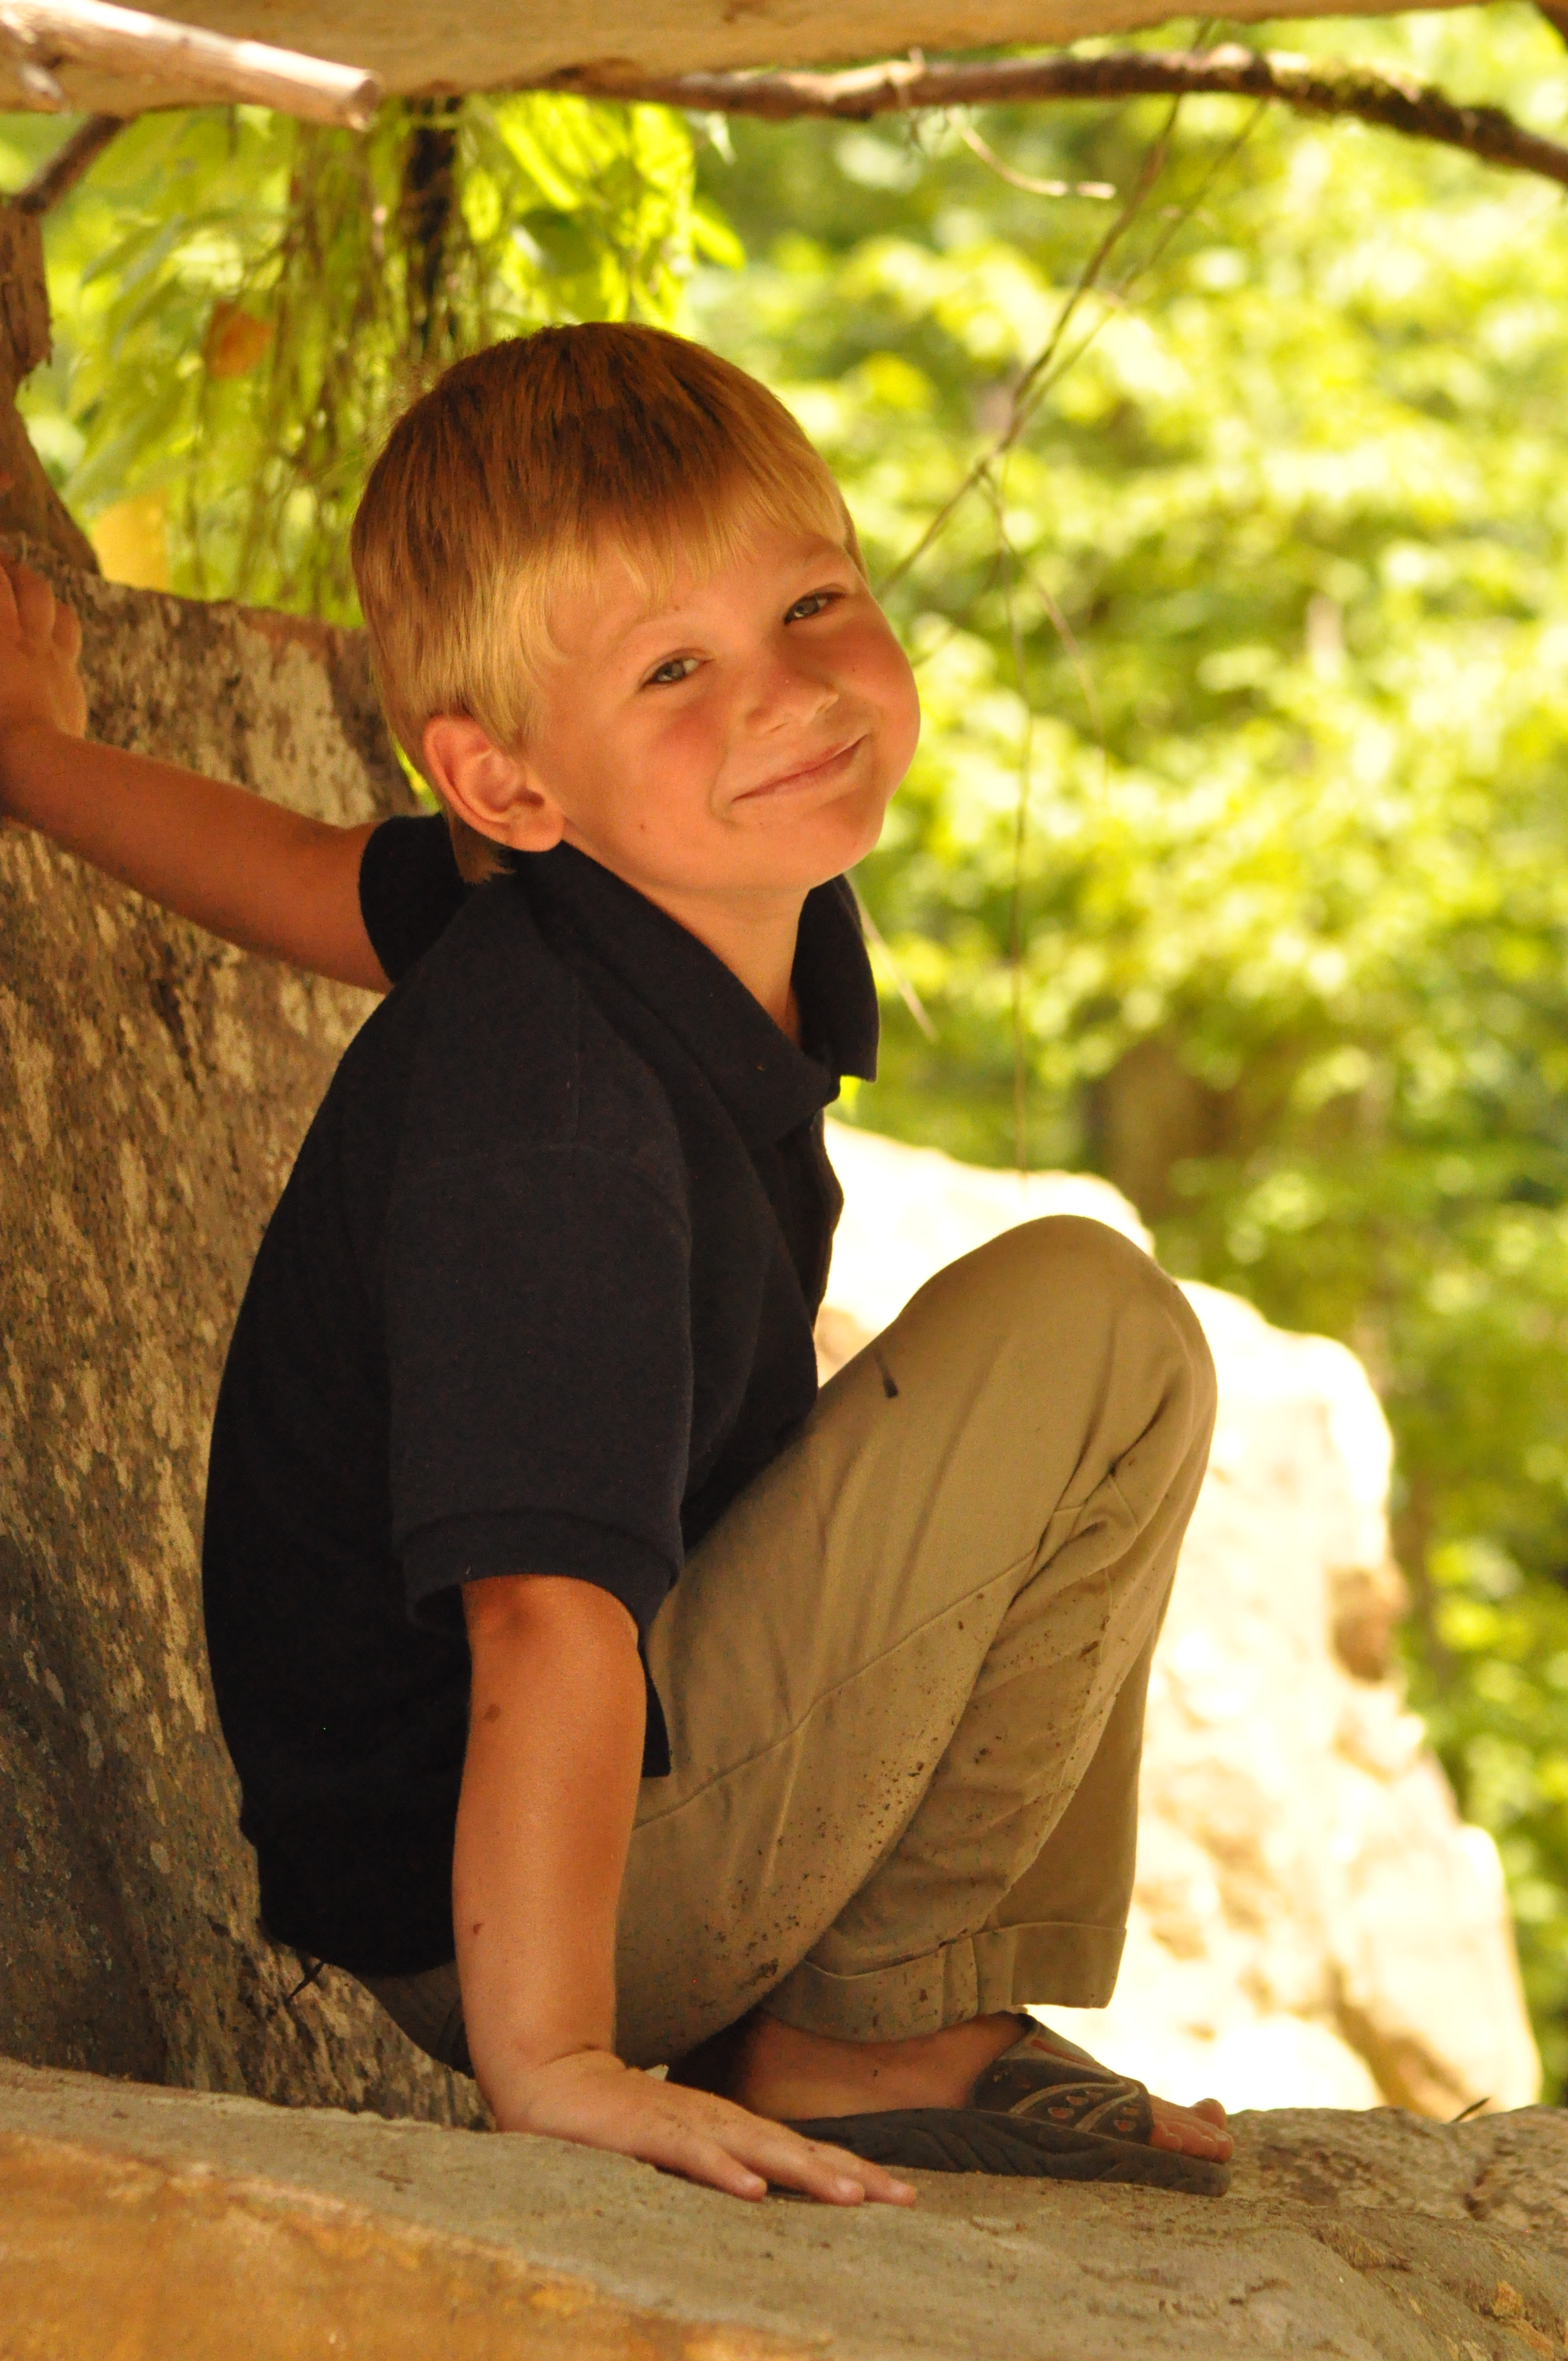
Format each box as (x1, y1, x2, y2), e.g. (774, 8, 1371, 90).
(552, 42, 1568, 198)
(0, 0, 379, 127)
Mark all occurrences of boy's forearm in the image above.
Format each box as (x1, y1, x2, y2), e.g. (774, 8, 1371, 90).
(455, 1574, 646, 2126)
(0, 722, 389, 992)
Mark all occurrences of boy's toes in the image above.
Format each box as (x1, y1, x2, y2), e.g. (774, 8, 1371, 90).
(1148, 2095, 1233, 2159)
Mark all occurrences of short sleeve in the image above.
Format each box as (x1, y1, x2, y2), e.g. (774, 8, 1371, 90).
(385, 1143, 694, 1642)
(359, 813, 470, 984)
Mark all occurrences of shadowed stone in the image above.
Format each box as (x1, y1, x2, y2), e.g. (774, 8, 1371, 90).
(0, 543, 481, 2125)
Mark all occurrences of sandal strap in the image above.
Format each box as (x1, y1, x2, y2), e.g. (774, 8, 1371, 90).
(972, 2031, 1155, 2144)
(1019, 2022, 1113, 2075)
(994, 2016, 1119, 2078)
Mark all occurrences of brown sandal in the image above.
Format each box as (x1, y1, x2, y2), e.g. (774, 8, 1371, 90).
(970, 2020, 1156, 2139)
(784, 2019, 1231, 2195)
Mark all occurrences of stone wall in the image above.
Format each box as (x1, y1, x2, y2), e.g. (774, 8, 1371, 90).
(819, 1119, 1541, 2117)
(0, 549, 482, 2123)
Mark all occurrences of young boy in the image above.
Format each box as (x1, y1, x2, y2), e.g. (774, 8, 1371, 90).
(0, 324, 1229, 2205)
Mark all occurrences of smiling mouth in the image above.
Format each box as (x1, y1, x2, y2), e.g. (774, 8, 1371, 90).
(737, 735, 865, 802)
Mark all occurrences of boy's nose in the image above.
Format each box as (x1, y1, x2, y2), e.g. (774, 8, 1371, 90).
(745, 650, 837, 732)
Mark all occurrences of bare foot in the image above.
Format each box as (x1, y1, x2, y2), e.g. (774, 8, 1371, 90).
(1023, 2023, 1232, 2161)
(723, 2011, 1233, 2163)
(1147, 2092, 1231, 2158)
(731, 2010, 1023, 2121)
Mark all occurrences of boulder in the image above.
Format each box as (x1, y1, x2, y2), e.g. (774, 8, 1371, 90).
(0, 548, 481, 2124)
(2, 2055, 1566, 2361)
(818, 1120, 1540, 2118)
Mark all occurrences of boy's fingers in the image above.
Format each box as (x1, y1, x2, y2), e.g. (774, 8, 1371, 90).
(700, 2099, 915, 2207)
(519, 2068, 914, 2209)
(638, 2100, 898, 2206)
(52, 599, 80, 660)
(0, 561, 20, 639)
(633, 2118, 769, 2200)
(723, 2120, 912, 2206)
(803, 2139, 916, 2205)
(688, 2139, 770, 2200)
(776, 2138, 914, 2206)
(12, 561, 53, 642)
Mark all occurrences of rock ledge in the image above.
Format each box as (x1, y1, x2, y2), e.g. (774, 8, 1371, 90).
(2, 2059, 1565, 2360)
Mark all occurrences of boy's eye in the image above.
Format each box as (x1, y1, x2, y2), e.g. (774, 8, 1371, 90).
(785, 590, 840, 624)
(644, 655, 701, 688)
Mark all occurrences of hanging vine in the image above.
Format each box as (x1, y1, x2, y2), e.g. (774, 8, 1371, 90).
(864, 88, 1270, 1166)
(30, 94, 735, 616)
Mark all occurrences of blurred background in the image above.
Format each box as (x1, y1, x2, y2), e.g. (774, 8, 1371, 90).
(8, 5, 1568, 2096)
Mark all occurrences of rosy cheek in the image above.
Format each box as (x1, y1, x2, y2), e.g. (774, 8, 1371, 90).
(845, 619, 908, 687)
(647, 707, 716, 771)
(859, 633, 921, 735)
(627, 700, 732, 817)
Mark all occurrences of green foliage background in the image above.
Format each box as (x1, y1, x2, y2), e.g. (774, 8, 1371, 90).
(683, 10, 1568, 2095)
(7, 7, 1568, 2092)
(8, 95, 736, 611)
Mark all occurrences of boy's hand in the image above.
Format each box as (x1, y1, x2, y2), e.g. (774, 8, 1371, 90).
(0, 560, 86, 771)
(503, 2046, 914, 2206)
(454, 1575, 913, 2210)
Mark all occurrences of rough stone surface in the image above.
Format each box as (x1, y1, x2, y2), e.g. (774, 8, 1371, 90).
(818, 1122, 1540, 2118)
(1, 2059, 1565, 2361)
(0, 550, 481, 2125)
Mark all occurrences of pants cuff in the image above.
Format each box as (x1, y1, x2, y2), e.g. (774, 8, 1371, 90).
(760, 1919, 1127, 2041)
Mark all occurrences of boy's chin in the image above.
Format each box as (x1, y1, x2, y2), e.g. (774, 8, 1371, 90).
(741, 788, 888, 884)
(584, 791, 889, 902)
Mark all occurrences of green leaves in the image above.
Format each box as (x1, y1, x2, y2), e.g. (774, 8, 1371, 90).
(17, 93, 710, 617)
(691, 6, 1568, 2090)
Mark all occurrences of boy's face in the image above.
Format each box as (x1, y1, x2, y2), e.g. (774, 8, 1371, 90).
(460, 518, 919, 910)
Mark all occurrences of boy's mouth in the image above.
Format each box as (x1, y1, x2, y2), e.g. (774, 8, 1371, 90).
(736, 735, 865, 803)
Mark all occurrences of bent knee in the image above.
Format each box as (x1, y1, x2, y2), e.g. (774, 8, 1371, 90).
(971, 1217, 1216, 1412)
(982, 1211, 1162, 1297)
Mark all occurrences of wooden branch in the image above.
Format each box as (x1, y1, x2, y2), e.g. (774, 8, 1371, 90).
(0, 205, 98, 566)
(0, 0, 379, 128)
(552, 42, 1568, 197)
(16, 108, 120, 210)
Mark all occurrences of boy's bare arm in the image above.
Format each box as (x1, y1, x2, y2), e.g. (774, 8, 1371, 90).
(456, 1574, 914, 2207)
(0, 561, 390, 993)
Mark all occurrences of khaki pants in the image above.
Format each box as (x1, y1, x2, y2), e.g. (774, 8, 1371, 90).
(361, 1217, 1216, 2075)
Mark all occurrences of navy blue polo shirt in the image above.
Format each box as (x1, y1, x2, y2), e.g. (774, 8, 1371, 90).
(200, 817, 878, 1976)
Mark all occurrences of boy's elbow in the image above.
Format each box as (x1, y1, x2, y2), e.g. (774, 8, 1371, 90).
(462, 1575, 647, 1765)
(461, 1570, 639, 1660)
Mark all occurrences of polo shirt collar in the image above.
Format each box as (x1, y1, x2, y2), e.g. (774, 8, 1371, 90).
(518, 845, 878, 1150)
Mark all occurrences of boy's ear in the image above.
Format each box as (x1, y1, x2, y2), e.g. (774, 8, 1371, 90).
(422, 715, 564, 853)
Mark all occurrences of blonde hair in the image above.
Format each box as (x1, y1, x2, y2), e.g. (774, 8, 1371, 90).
(351, 324, 859, 875)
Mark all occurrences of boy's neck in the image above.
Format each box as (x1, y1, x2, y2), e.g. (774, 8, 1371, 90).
(612, 871, 807, 1044)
